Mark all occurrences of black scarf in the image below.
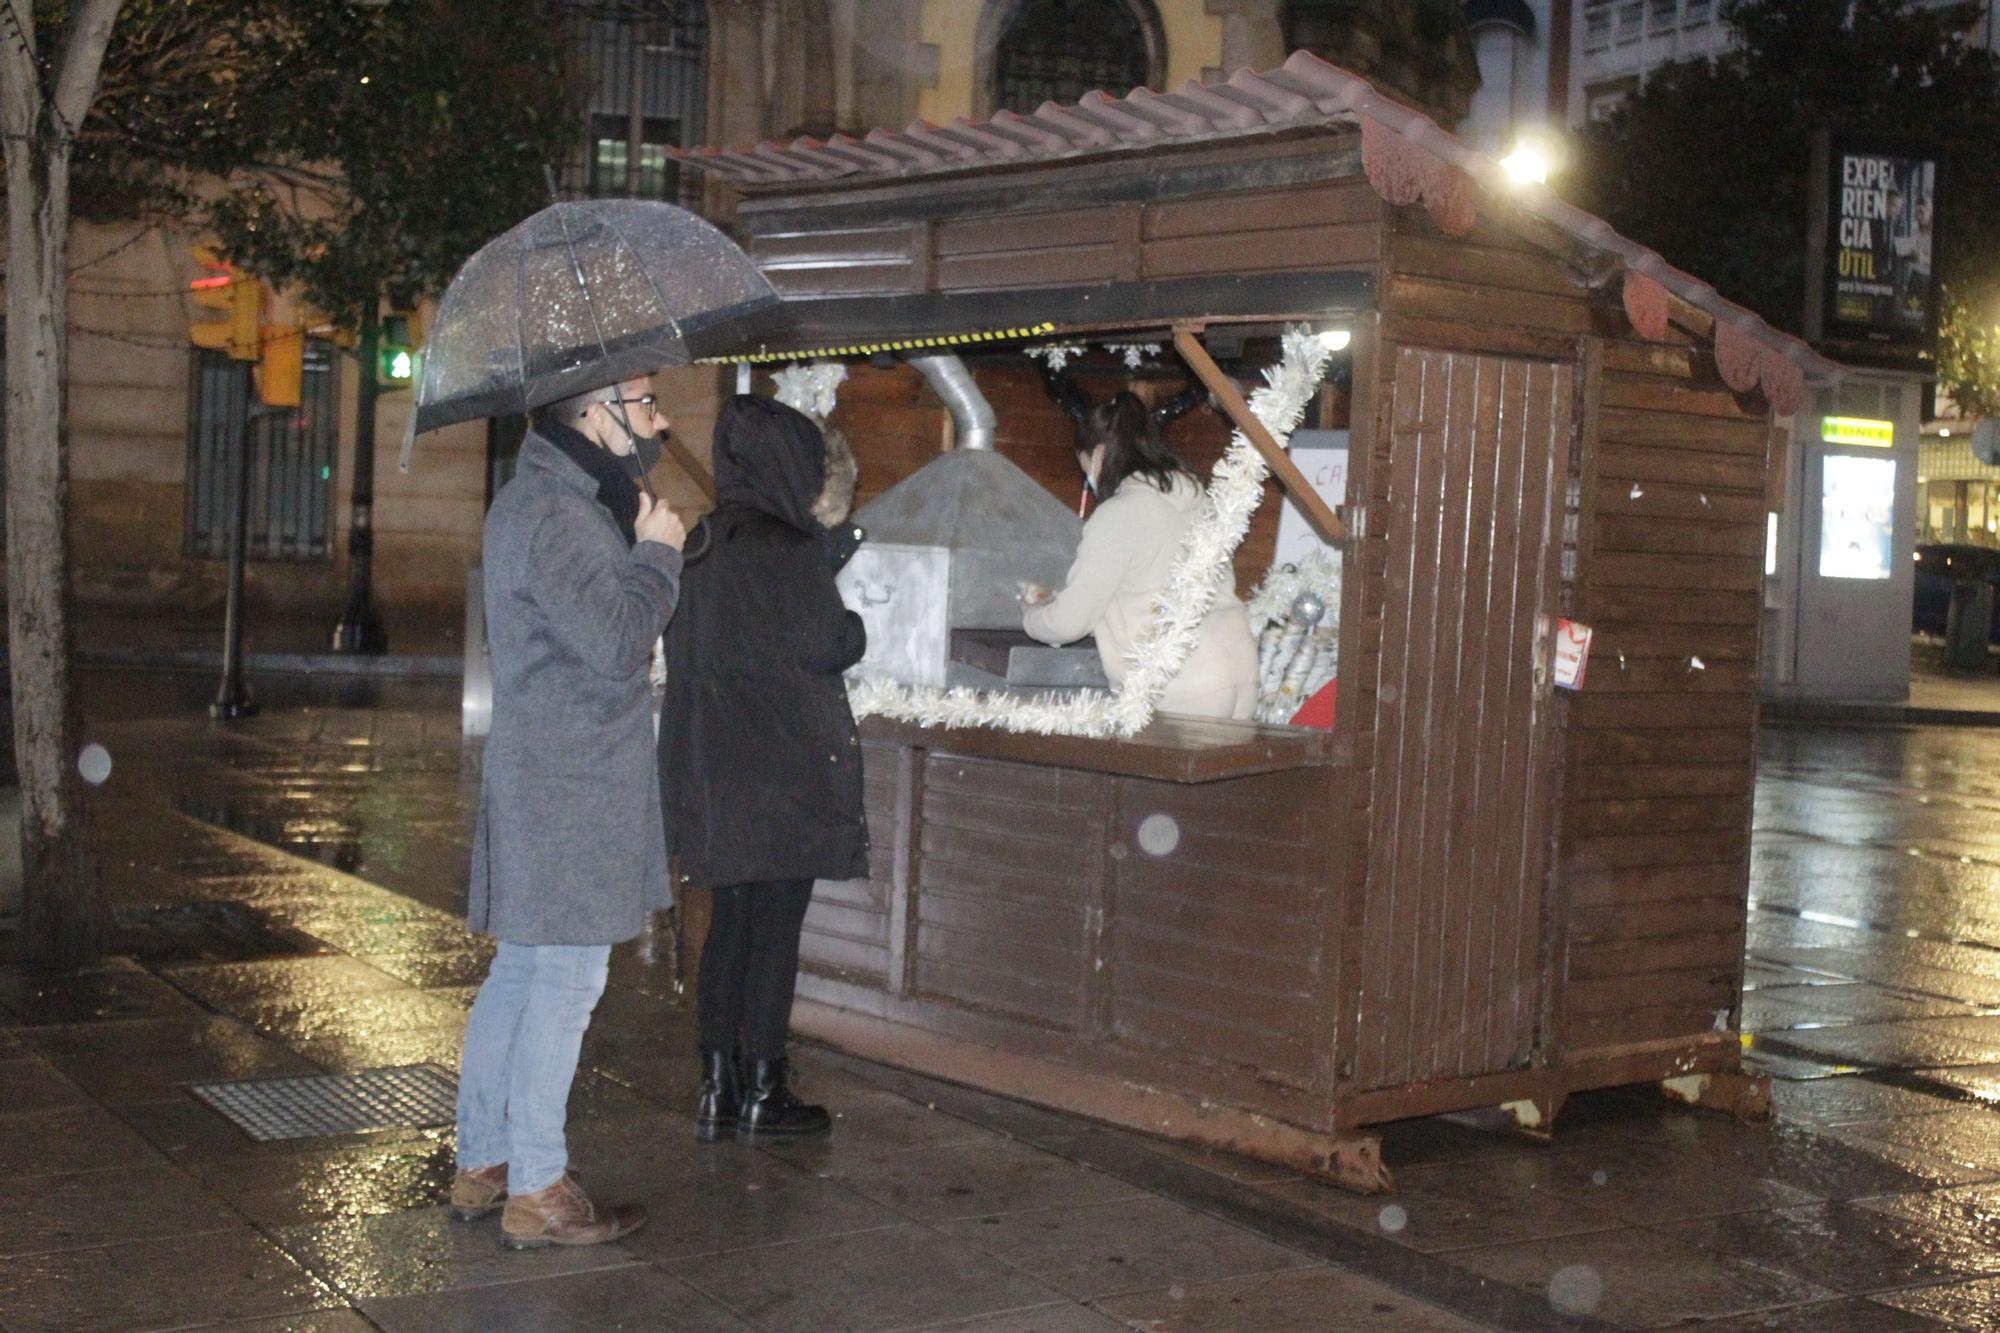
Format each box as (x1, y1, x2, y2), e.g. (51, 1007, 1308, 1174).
(542, 421, 638, 546)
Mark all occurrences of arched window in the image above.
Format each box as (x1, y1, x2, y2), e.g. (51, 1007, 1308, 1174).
(982, 0, 1164, 117)
(561, 1, 708, 206)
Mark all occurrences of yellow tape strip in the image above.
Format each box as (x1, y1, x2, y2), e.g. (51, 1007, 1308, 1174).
(702, 322, 1057, 365)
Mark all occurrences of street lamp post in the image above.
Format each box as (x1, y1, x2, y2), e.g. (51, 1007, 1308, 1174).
(212, 402, 287, 720)
(331, 307, 388, 654)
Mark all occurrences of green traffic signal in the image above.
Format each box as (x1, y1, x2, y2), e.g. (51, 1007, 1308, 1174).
(378, 346, 414, 384)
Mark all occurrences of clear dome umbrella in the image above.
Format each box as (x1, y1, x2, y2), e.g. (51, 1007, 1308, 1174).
(405, 198, 786, 449)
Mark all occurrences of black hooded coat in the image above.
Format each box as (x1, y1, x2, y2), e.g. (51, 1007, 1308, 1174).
(659, 395, 869, 888)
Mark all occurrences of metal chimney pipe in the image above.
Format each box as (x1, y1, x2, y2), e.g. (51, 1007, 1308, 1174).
(909, 353, 996, 451)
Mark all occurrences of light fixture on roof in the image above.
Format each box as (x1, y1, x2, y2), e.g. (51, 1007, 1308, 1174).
(1498, 132, 1557, 187)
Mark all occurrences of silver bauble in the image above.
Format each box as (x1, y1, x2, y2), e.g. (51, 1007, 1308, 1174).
(1290, 591, 1326, 627)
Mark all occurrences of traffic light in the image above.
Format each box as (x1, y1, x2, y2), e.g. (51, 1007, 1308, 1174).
(257, 326, 305, 408)
(187, 246, 262, 361)
(377, 308, 424, 386)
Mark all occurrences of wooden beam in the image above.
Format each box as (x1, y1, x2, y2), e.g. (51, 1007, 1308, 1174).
(662, 435, 717, 504)
(1172, 327, 1346, 542)
(1765, 424, 1789, 516)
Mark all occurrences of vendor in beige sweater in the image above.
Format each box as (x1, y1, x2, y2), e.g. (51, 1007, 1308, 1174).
(1022, 392, 1259, 720)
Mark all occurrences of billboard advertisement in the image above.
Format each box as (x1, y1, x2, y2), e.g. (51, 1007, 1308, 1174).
(1819, 139, 1941, 353)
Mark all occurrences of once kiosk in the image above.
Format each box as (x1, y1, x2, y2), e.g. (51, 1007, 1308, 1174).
(678, 52, 1843, 1192)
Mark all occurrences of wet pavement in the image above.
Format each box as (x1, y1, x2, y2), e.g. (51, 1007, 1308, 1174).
(8, 669, 2000, 1328)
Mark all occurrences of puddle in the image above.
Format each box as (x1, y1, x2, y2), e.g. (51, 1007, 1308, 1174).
(174, 794, 367, 874)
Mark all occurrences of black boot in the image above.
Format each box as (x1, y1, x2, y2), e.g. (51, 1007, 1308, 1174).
(738, 1056, 831, 1140)
(694, 1047, 742, 1143)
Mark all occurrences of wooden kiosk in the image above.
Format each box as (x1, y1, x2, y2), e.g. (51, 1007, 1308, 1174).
(680, 53, 1840, 1191)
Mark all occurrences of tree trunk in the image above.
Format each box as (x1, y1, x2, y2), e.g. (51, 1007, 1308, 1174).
(3, 0, 125, 965)
(4, 132, 104, 965)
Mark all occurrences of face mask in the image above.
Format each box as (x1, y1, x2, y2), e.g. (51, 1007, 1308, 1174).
(604, 400, 662, 479)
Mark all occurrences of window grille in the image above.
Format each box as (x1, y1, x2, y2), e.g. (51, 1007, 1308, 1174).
(186, 341, 336, 562)
(559, 1, 707, 208)
(992, 0, 1153, 116)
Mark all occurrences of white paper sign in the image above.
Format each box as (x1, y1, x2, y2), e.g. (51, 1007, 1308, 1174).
(1270, 429, 1349, 572)
(1553, 618, 1592, 690)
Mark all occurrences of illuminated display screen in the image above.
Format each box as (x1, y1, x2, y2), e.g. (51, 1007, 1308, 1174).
(1819, 454, 1897, 580)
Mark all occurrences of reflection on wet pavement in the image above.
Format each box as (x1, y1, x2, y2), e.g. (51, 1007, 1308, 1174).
(1747, 727, 2000, 1126)
(17, 670, 2000, 1328)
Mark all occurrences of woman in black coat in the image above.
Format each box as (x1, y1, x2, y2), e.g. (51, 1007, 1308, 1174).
(659, 395, 867, 1140)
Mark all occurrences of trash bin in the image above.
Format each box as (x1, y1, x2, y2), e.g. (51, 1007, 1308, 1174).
(1945, 579, 1996, 670)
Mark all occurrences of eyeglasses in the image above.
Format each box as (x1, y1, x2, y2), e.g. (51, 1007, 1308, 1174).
(608, 394, 658, 410)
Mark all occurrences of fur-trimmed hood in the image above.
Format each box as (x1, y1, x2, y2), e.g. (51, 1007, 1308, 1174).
(812, 426, 858, 529)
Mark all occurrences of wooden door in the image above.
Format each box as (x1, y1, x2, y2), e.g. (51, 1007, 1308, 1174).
(1355, 347, 1574, 1090)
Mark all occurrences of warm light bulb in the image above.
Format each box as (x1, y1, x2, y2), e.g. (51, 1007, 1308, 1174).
(1316, 329, 1351, 353)
(1499, 142, 1552, 186)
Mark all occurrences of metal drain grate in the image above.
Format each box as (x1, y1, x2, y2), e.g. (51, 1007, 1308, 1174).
(186, 1063, 458, 1142)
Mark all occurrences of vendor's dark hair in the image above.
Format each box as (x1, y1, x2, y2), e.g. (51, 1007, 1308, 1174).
(1081, 391, 1196, 499)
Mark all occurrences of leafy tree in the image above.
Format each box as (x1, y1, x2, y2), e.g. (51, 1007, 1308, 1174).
(1938, 287, 2000, 420)
(1565, 0, 2000, 414)
(197, 0, 570, 331)
(3, 0, 570, 963)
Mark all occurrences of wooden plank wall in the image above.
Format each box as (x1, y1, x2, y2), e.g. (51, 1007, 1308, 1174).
(1353, 346, 1572, 1090)
(1107, 767, 1331, 1092)
(1557, 339, 1765, 1057)
(807, 741, 1337, 1099)
(1362, 204, 1766, 1082)
(747, 176, 1381, 298)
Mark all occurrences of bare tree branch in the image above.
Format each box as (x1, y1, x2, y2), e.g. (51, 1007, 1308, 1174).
(52, 0, 122, 133)
(0, 0, 40, 140)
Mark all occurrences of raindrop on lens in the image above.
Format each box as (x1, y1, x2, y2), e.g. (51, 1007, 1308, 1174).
(1377, 1204, 1408, 1233)
(77, 743, 112, 786)
(1136, 813, 1181, 857)
(1548, 1264, 1604, 1314)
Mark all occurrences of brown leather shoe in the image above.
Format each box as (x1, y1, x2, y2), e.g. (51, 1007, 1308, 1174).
(448, 1163, 508, 1221)
(500, 1173, 646, 1250)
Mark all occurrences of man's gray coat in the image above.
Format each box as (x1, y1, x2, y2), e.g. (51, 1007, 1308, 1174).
(470, 432, 681, 945)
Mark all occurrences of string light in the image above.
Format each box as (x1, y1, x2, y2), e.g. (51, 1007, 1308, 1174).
(708, 321, 1058, 365)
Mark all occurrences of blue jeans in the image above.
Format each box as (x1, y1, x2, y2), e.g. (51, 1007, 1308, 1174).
(456, 941, 611, 1195)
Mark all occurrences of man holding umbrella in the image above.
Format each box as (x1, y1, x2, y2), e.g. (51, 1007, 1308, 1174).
(409, 199, 786, 1250)
(451, 376, 683, 1249)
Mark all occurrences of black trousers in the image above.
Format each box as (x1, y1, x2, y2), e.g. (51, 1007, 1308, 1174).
(697, 878, 815, 1059)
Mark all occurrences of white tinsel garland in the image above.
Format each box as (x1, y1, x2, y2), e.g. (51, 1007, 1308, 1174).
(1247, 550, 1343, 633)
(849, 327, 1332, 739)
(771, 361, 847, 421)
